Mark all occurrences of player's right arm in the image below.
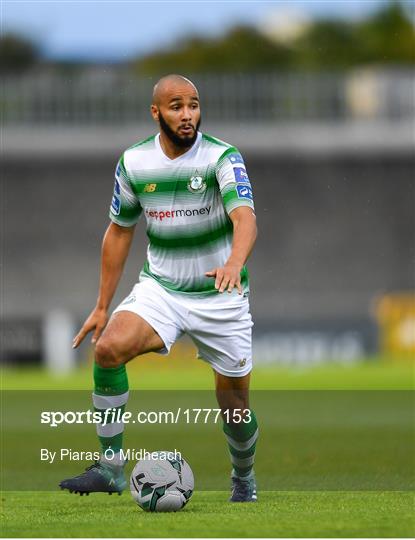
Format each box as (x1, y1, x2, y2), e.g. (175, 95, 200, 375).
(72, 223, 135, 348)
(73, 154, 142, 348)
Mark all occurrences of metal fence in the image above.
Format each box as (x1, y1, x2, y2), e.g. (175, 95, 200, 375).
(2, 68, 414, 125)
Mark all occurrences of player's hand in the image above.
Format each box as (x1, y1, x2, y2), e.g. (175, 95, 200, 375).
(205, 263, 243, 294)
(72, 307, 108, 348)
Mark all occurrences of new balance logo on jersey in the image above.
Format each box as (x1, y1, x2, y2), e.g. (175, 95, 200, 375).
(143, 183, 157, 193)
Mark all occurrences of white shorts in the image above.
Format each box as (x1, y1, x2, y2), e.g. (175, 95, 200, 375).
(113, 277, 253, 377)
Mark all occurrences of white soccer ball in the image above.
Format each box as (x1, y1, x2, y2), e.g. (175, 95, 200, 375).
(130, 451, 194, 512)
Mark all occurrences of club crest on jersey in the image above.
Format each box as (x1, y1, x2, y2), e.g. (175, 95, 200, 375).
(187, 173, 207, 193)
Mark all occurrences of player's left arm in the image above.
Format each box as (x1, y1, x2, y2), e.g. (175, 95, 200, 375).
(207, 146, 257, 293)
(205, 206, 257, 293)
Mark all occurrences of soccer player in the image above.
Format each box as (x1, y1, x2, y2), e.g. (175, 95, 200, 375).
(59, 74, 258, 502)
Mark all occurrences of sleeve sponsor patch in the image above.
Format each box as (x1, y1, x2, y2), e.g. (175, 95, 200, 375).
(115, 163, 121, 179)
(111, 195, 121, 215)
(114, 179, 121, 195)
(233, 167, 250, 184)
(236, 184, 253, 200)
(228, 153, 244, 165)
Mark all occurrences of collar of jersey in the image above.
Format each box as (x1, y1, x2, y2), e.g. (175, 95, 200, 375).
(155, 131, 202, 162)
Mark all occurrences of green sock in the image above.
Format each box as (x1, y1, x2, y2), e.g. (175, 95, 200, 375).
(92, 363, 129, 459)
(223, 410, 258, 479)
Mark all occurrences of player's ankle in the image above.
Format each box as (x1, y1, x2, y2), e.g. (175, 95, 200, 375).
(99, 451, 126, 468)
(231, 469, 255, 481)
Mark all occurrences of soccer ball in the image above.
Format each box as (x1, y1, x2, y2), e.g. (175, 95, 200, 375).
(130, 451, 194, 512)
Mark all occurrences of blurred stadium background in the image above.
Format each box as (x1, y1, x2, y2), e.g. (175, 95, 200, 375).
(1, 1, 414, 380)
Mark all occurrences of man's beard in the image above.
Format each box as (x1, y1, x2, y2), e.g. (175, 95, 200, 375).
(158, 112, 201, 149)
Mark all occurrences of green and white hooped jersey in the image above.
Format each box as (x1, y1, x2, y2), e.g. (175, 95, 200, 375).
(109, 132, 255, 296)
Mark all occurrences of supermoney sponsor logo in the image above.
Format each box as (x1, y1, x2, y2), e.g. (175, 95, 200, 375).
(145, 206, 212, 221)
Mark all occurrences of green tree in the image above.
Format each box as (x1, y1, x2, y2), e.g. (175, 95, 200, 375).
(134, 26, 293, 76)
(0, 33, 39, 73)
(133, 1, 414, 75)
(356, 1, 415, 64)
(294, 20, 363, 69)
(293, 2, 414, 69)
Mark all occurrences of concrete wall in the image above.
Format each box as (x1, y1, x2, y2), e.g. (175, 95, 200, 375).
(4, 150, 414, 325)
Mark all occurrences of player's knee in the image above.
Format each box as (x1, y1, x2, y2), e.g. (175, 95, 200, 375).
(94, 338, 123, 368)
(216, 388, 249, 412)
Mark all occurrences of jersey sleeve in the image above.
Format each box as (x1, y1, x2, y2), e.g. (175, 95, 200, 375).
(215, 147, 255, 215)
(109, 155, 142, 226)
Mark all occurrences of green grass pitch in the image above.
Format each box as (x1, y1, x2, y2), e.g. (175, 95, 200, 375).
(1, 359, 414, 537)
(2, 491, 414, 538)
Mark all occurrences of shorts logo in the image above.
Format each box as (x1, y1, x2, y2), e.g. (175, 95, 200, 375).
(143, 183, 157, 193)
(122, 293, 136, 305)
(233, 167, 250, 184)
(111, 195, 121, 215)
(188, 172, 207, 193)
(236, 185, 253, 200)
(239, 358, 247, 367)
